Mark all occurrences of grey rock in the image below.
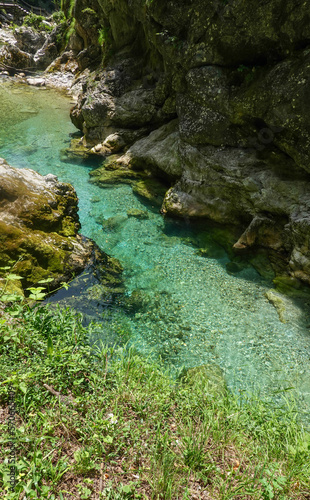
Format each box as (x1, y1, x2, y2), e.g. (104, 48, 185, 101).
(14, 26, 46, 54)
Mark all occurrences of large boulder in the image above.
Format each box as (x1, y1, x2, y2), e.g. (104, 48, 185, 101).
(13, 26, 46, 54)
(0, 158, 119, 297)
(0, 44, 33, 69)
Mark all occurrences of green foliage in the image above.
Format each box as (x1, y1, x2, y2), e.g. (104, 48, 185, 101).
(67, 0, 75, 19)
(23, 13, 53, 32)
(51, 9, 65, 23)
(64, 17, 76, 46)
(98, 26, 110, 46)
(0, 263, 69, 303)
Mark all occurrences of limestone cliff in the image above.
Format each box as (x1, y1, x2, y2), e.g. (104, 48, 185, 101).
(68, 0, 310, 284)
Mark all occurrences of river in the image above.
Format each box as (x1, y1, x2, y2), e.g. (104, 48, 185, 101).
(1, 76, 310, 423)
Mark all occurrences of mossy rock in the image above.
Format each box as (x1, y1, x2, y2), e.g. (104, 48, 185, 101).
(179, 363, 226, 396)
(273, 275, 310, 299)
(90, 166, 142, 185)
(127, 209, 149, 220)
(123, 289, 152, 312)
(132, 178, 167, 205)
(0, 160, 101, 297)
(265, 290, 287, 323)
(62, 138, 93, 161)
(87, 283, 125, 301)
(102, 215, 127, 231)
(0, 278, 24, 301)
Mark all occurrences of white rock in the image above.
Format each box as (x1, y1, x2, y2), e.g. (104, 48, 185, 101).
(26, 77, 46, 87)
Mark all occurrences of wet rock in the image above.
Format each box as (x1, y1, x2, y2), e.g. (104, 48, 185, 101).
(62, 137, 93, 160)
(265, 291, 288, 323)
(132, 178, 167, 206)
(161, 144, 310, 284)
(90, 165, 142, 185)
(127, 209, 149, 220)
(0, 158, 110, 296)
(123, 289, 152, 312)
(179, 363, 226, 396)
(101, 215, 127, 231)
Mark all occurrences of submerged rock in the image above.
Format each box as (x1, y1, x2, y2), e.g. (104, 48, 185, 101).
(0, 158, 120, 297)
(265, 291, 287, 323)
(127, 208, 149, 220)
(179, 363, 226, 396)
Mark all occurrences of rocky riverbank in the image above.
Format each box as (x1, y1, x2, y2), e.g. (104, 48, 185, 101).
(0, 25, 82, 94)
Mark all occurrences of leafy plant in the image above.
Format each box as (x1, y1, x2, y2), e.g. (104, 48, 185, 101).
(23, 13, 53, 32)
(51, 10, 65, 23)
(98, 26, 110, 46)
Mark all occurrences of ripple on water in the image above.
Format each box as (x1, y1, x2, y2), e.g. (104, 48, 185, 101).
(1, 80, 310, 424)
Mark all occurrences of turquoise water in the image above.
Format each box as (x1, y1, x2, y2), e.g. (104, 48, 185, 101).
(1, 77, 310, 422)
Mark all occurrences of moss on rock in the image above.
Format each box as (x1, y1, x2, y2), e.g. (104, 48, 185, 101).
(0, 158, 118, 297)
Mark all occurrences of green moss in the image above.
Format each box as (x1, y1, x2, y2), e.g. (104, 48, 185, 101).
(90, 167, 142, 185)
(127, 208, 149, 219)
(132, 178, 167, 205)
(102, 215, 127, 231)
(62, 138, 93, 161)
(273, 275, 310, 298)
(60, 217, 77, 237)
(82, 7, 96, 15)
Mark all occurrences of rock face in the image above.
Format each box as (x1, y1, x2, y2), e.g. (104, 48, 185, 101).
(0, 24, 65, 70)
(0, 158, 118, 296)
(68, 0, 310, 284)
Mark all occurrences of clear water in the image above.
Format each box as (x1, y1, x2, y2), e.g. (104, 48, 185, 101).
(1, 77, 310, 423)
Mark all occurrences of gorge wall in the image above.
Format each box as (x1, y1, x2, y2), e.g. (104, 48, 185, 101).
(67, 0, 310, 285)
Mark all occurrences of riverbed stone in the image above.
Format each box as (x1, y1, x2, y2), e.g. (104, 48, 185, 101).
(127, 209, 149, 220)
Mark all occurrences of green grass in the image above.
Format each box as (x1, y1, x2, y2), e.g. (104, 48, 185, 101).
(0, 302, 310, 499)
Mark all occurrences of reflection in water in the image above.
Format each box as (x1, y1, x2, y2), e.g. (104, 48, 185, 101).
(1, 77, 310, 424)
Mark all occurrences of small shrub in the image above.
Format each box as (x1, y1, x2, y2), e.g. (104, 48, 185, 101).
(51, 10, 65, 23)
